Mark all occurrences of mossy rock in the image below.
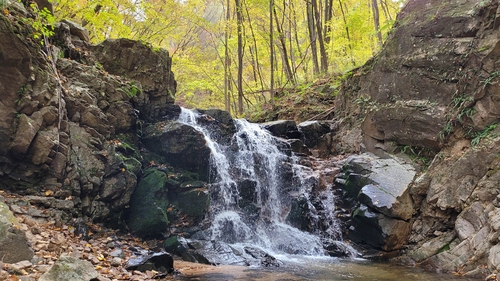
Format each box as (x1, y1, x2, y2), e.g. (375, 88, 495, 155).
(127, 168, 170, 237)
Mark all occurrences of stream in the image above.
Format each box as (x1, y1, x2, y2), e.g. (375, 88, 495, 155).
(172, 257, 482, 281)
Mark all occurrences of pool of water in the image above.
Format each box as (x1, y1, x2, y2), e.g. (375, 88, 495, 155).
(170, 257, 483, 281)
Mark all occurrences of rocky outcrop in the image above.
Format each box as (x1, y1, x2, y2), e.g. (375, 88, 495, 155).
(0, 1, 177, 226)
(332, 0, 500, 276)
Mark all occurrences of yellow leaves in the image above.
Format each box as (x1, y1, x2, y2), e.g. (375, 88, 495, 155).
(2, 8, 9, 16)
(97, 254, 106, 261)
(44, 190, 54, 196)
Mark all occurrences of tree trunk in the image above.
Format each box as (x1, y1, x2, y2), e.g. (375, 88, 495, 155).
(273, 4, 294, 83)
(323, 0, 333, 44)
(372, 0, 383, 47)
(270, 0, 275, 106)
(312, 0, 328, 72)
(224, 0, 231, 113)
(236, 0, 244, 114)
(307, 0, 320, 75)
(338, 0, 356, 65)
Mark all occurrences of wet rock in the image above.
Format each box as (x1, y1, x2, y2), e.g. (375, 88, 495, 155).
(127, 168, 169, 238)
(38, 256, 98, 281)
(263, 120, 301, 139)
(0, 201, 34, 263)
(125, 249, 174, 273)
(175, 188, 209, 222)
(186, 240, 248, 266)
(286, 139, 311, 155)
(244, 246, 282, 267)
(324, 240, 357, 258)
(349, 204, 411, 252)
(196, 108, 236, 144)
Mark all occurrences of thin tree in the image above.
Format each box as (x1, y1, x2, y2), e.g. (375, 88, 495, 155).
(338, 0, 356, 65)
(270, 0, 275, 106)
(312, 0, 328, 72)
(224, 0, 231, 113)
(273, 3, 294, 83)
(306, 0, 320, 74)
(371, 0, 383, 47)
(236, 0, 244, 114)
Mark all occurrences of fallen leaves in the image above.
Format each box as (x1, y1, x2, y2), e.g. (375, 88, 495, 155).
(1, 195, 176, 281)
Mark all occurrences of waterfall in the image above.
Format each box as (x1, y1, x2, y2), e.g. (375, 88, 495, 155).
(177, 108, 347, 257)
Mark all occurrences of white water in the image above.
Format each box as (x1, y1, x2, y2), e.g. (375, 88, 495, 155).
(177, 108, 347, 257)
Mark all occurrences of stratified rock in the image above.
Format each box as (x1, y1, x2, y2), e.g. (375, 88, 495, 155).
(0, 201, 34, 263)
(38, 256, 98, 281)
(9, 113, 43, 157)
(92, 38, 177, 121)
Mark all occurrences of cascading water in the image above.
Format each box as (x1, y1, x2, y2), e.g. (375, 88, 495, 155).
(177, 107, 352, 260)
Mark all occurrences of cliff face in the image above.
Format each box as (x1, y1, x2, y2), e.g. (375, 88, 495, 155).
(335, 0, 500, 275)
(0, 3, 177, 222)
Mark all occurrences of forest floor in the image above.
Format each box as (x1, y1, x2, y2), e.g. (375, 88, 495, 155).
(0, 190, 219, 281)
(246, 77, 339, 123)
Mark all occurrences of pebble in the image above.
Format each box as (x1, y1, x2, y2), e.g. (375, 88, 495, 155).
(110, 257, 122, 267)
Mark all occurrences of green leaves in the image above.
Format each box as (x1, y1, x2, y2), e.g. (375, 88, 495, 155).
(51, 0, 404, 113)
(24, 3, 56, 45)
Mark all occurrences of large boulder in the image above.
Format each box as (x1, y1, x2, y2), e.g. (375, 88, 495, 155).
(38, 256, 99, 281)
(127, 168, 170, 237)
(263, 120, 301, 139)
(338, 153, 415, 252)
(142, 121, 211, 180)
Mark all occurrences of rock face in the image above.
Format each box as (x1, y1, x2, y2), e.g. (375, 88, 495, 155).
(333, 0, 500, 276)
(0, 2, 230, 246)
(338, 153, 415, 252)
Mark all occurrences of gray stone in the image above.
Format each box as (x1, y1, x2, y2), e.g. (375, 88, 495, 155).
(344, 153, 416, 220)
(38, 256, 98, 281)
(61, 19, 90, 42)
(408, 232, 456, 262)
(9, 113, 42, 157)
(0, 202, 34, 263)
